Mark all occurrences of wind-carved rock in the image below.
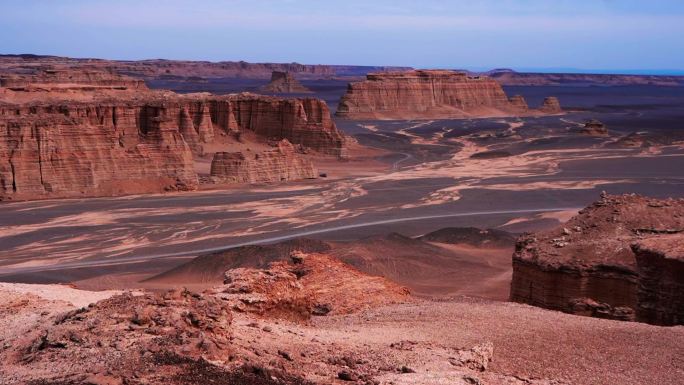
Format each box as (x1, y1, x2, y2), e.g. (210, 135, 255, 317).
(579, 119, 608, 137)
(210, 139, 317, 183)
(260, 71, 312, 94)
(0, 79, 346, 200)
(336, 70, 560, 120)
(510, 193, 684, 325)
(539, 96, 562, 114)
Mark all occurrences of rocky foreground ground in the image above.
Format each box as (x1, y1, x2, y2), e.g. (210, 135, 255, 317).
(1, 251, 682, 385)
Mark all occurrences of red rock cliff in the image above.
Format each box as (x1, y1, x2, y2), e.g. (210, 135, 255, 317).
(631, 235, 684, 326)
(0, 91, 346, 200)
(210, 139, 317, 183)
(336, 70, 559, 120)
(510, 193, 684, 325)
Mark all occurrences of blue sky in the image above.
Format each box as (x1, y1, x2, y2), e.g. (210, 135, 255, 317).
(2, 0, 684, 73)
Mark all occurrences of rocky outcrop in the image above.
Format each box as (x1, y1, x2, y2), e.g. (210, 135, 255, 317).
(260, 71, 312, 93)
(580, 119, 608, 136)
(0, 89, 346, 200)
(539, 96, 562, 113)
(510, 193, 684, 324)
(0, 68, 147, 90)
(0, 102, 199, 200)
(336, 70, 560, 120)
(632, 235, 684, 326)
(508, 94, 529, 111)
(222, 94, 346, 156)
(217, 251, 410, 319)
(210, 139, 318, 183)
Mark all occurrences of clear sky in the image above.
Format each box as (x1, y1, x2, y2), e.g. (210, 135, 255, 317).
(2, 0, 684, 74)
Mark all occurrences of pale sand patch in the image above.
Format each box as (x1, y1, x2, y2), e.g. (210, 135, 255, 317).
(0, 282, 124, 308)
(499, 209, 580, 228)
(539, 209, 579, 223)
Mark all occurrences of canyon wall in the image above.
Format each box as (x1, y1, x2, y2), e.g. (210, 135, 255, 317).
(210, 139, 317, 183)
(0, 90, 346, 200)
(335, 70, 559, 120)
(510, 193, 684, 325)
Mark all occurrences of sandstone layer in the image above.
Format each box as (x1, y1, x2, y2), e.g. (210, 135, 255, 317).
(211, 139, 318, 183)
(335, 70, 561, 120)
(1, 79, 346, 200)
(510, 193, 684, 325)
(260, 71, 312, 93)
(631, 234, 684, 325)
(0, 68, 146, 90)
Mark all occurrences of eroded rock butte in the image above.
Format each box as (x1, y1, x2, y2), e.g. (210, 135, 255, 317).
(510, 193, 684, 325)
(336, 70, 561, 120)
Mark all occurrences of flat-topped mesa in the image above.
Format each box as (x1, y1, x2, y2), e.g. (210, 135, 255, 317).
(336, 69, 560, 120)
(210, 139, 318, 184)
(510, 193, 684, 325)
(0, 92, 346, 200)
(260, 71, 312, 93)
(0, 68, 147, 90)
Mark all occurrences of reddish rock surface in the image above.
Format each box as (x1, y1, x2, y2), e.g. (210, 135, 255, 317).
(335, 70, 560, 120)
(510, 193, 684, 324)
(0, 67, 147, 90)
(579, 119, 608, 136)
(216, 251, 411, 319)
(539, 96, 562, 113)
(260, 71, 312, 93)
(210, 139, 318, 183)
(632, 234, 684, 325)
(0, 73, 346, 200)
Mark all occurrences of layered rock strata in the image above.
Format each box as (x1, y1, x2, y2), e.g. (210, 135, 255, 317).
(539, 96, 562, 113)
(336, 70, 560, 120)
(0, 89, 346, 200)
(210, 139, 318, 183)
(260, 71, 312, 93)
(510, 193, 684, 324)
(632, 235, 684, 325)
(0, 68, 146, 90)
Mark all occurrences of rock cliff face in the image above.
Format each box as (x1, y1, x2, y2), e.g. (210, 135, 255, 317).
(336, 70, 560, 120)
(632, 235, 684, 326)
(260, 71, 312, 93)
(0, 102, 198, 200)
(510, 193, 684, 325)
(222, 94, 345, 157)
(210, 139, 317, 183)
(0, 86, 346, 200)
(0, 68, 146, 90)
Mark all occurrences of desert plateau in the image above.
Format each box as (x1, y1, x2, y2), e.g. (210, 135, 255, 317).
(1, 2, 683, 385)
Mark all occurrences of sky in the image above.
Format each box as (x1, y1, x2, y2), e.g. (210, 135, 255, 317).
(2, 0, 684, 74)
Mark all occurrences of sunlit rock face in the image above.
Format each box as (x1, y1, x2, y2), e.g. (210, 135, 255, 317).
(336, 70, 559, 120)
